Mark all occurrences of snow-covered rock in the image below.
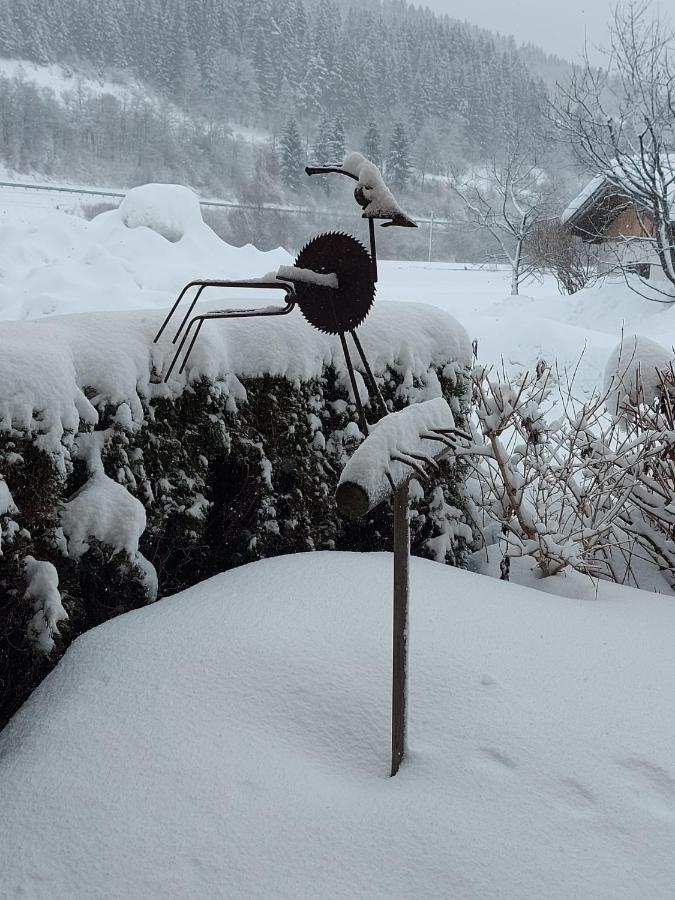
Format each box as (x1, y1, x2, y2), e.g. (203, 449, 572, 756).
(1, 552, 674, 899)
(118, 183, 204, 243)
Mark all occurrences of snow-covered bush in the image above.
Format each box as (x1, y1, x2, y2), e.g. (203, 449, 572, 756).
(603, 333, 673, 417)
(468, 348, 675, 587)
(0, 303, 472, 728)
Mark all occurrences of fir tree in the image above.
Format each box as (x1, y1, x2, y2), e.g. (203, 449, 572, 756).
(386, 123, 412, 191)
(311, 112, 333, 194)
(328, 115, 345, 162)
(362, 120, 382, 169)
(279, 117, 304, 192)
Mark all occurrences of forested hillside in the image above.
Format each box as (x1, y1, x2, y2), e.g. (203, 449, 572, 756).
(0, 0, 574, 256)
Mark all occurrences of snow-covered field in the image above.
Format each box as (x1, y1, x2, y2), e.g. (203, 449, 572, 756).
(2, 553, 674, 900)
(3, 185, 675, 899)
(2, 191, 674, 397)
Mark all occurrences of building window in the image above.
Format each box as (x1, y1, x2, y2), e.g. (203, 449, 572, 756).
(626, 262, 651, 279)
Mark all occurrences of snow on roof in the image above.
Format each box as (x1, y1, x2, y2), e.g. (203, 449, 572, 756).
(2, 551, 675, 899)
(560, 174, 608, 225)
(562, 156, 675, 226)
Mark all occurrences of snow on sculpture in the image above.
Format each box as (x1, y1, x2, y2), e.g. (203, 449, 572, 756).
(153, 153, 419, 438)
(335, 397, 472, 776)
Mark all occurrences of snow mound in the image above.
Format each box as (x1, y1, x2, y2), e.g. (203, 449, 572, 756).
(0, 189, 290, 320)
(604, 333, 673, 415)
(23, 556, 67, 655)
(0, 301, 470, 463)
(1, 552, 674, 899)
(60, 470, 147, 560)
(118, 183, 203, 242)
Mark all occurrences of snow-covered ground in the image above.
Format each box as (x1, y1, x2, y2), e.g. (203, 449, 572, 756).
(1, 191, 674, 397)
(3, 185, 675, 898)
(2, 552, 674, 900)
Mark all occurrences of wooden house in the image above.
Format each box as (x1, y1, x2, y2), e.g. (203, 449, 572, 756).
(562, 173, 673, 281)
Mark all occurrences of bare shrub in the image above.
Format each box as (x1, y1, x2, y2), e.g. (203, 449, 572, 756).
(465, 358, 675, 587)
(528, 220, 599, 294)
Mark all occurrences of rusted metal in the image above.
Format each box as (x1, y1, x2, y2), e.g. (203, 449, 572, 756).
(154, 280, 297, 382)
(293, 232, 374, 335)
(154, 156, 417, 435)
(391, 481, 410, 777)
(335, 408, 473, 776)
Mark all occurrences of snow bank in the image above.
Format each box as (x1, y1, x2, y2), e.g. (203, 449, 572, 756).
(0, 301, 471, 463)
(2, 552, 674, 899)
(119, 183, 203, 243)
(0, 184, 289, 319)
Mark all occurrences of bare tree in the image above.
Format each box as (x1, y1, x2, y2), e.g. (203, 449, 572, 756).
(553, 1, 675, 295)
(527, 220, 599, 294)
(452, 143, 554, 295)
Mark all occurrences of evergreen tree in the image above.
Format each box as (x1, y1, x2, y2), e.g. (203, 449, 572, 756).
(362, 120, 382, 169)
(328, 115, 345, 162)
(279, 117, 304, 192)
(312, 112, 333, 164)
(386, 123, 412, 191)
(311, 112, 333, 194)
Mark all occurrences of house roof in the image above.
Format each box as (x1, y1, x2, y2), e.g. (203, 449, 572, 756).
(562, 156, 675, 236)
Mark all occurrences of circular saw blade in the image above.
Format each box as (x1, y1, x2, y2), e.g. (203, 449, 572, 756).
(292, 232, 375, 335)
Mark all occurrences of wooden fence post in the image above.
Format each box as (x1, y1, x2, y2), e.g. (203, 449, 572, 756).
(391, 480, 410, 776)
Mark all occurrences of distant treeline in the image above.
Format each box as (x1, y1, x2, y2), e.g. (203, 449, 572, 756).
(0, 0, 557, 164)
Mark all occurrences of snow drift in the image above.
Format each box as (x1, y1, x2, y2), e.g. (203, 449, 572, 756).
(1, 552, 674, 900)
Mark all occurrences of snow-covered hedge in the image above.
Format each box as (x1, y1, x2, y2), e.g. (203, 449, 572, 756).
(0, 301, 472, 727)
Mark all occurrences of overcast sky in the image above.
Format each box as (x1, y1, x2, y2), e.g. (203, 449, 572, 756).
(417, 0, 671, 61)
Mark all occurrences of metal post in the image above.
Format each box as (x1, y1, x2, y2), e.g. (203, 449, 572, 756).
(391, 480, 410, 776)
(428, 210, 434, 263)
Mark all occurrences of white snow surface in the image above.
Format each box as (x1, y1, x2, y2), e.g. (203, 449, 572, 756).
(0, 186, 289, 320)
(0, 303, 470, 463)
(3, 186, 675, 403)
(118, 183, 203, 243)
(0, 477, 17, 517)
(276, 264, 339, 289)
(23, 556, 67, 655)
(604, 333, 674, 415)
(1, 551, 674, 900)
(339, 397, 454, 507)
(60, 470, 147, 561)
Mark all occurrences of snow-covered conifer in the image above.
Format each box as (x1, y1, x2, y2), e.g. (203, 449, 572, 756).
(386, 123, 412, 191)
(279, 117, 305, 192)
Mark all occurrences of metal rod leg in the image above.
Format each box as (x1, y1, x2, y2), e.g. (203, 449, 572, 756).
(154, 282, 193, 343)
(349, 329, 388, 420)
(178, 318, 205, 375)
(164, 318, 199, 382)
(173, 285, 206, 344)
(391, 481, 409, 777)
(339, 330, 369, 437)
(368, 218, 378, 283)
